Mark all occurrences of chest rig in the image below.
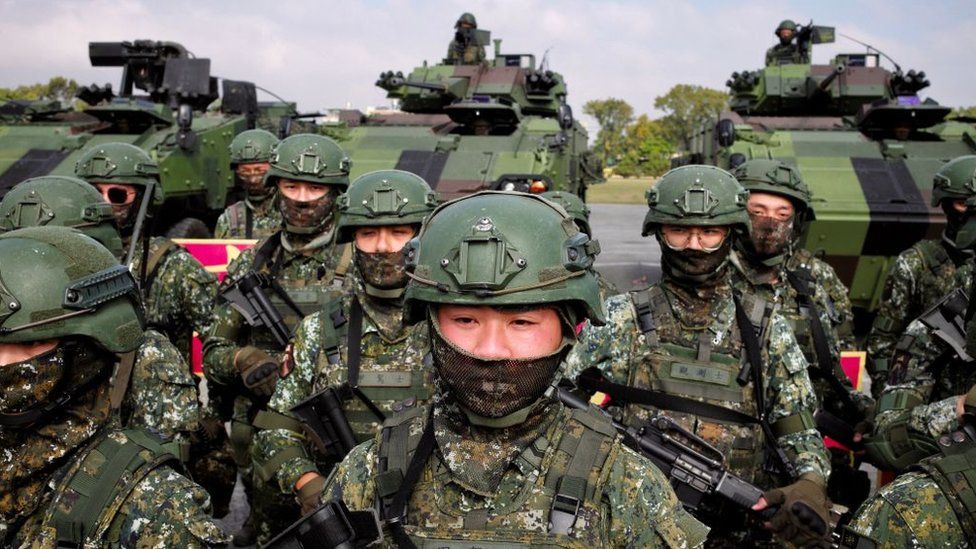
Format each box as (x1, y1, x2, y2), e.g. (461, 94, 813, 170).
(313, 296, 432, 443)
(911, 425, 976, 542)
(372, 405, 616, 548)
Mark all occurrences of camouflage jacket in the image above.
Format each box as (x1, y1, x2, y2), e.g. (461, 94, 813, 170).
(867, 238, 966, 391)
(874, 261, 974, 439)
(564, 278, 830, 486)
(213, 197, 282, 240)
(765, 42, 809, 65)
(122, 328, 201, 445)
(321, 399, 710, 547)
(731, 249, 870, 417)
(7, 429, 229, 548)
(253, 274, 434, 494)
(203, 233, 343, 387)
(131, 236, 218, 360)
(446, 41, 485, 64)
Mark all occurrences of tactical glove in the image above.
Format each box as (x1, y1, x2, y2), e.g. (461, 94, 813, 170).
(762, 473, 831, 548)
(296, 474, 327, 516)
(235, 346, 280, 397)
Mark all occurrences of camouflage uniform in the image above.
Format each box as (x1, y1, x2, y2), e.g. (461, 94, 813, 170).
(322, 400, 708, 547)
(446, 12, 485, 65)
(765, 20, 808, 65)
(866, 239, 966, 393)
(0, 226, 228, 548)
(313, 191, 709, 548)
(214, 198, 282, 240)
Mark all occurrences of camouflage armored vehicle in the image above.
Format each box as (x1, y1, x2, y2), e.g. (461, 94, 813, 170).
(328, 29, 603, 199)
(0, 40, 292, 235)
(680, 24, 976, 313)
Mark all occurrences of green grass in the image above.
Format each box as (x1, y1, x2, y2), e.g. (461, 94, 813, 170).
(586, 177, 656, 204)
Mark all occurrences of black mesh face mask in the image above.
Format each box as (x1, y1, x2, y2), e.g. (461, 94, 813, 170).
(429, 313, 569, 419)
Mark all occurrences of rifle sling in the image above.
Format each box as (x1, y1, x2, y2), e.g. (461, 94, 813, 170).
(387, 411, 435, 549)
(577, 369, 760, 426)
(245, 204, 253, 240)
(342, 298, 386, 423)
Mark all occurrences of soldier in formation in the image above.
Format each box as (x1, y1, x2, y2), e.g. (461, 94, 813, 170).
(320, 190, 710, 547)
(251, 169, 440, 515)
(0, 226, 228, 547)
(728, 159, 874, 512)
(867, 155, 976, 395)
(215, 129, 283, 240)
(204, 133, 352, 544)
(564, 165, 830, 546)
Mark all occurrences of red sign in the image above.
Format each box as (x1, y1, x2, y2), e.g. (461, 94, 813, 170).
(173, 239, 258, 374)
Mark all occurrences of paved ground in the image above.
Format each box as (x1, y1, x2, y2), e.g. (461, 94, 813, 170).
(589, 203, 661, 291)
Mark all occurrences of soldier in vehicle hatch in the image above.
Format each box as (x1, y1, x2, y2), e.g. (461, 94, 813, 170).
(251, 169, 439, 516)
(564, 165, 832, 546)
(446, 12, 486, 65)
(0, 226, 228, 548)
(766, 19, 810, 65)
(319, 191, 710, 547)
(867, 155, 976, 397)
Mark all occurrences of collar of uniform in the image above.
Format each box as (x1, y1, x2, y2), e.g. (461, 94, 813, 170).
(730, 249, 782, 288)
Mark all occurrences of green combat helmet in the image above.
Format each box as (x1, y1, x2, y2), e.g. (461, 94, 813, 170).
(264, 134, 351, 189)
(541, 190, 592, 237)
(0, 226, 143, 352)
(335, 169, 440, 243)
(229, 129, 278, 166)
(402, 191, 605, 325)
(74, 142, 161, 200)
(931, 155, 976, 207)
(0, 176, 124, 258)
(642, 165, 751, 236)
(456, 12, 477, 28)
(733, 158, 815, 225)
(776, 19, 798, 34)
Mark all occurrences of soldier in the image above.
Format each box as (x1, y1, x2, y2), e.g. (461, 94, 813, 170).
(446, 12, 486, 65)
(0, 226, 228, 547)
(564, 165, 831, 546)
(843, 386, 976, 548)
(204, 133, 351, 544)
(319, 191, 710, 547)
(0, 174, 236, 518)
(540, 189, 620, 300)
(866, 155, 976, 396)
(729, 159, 872, 513)
(252, 169, 440, 516)
(765, 20, 810, 66)
(215, 128, 283, 240)
(74, 142, 218, 362)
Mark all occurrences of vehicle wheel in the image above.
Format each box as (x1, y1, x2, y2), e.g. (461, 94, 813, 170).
(165, 217, 212, 239)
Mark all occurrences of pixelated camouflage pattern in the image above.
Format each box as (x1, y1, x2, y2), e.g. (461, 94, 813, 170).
(253, 272, 434, 494)
(731, 249, 869, 413)
(563, 277, 830, 487)
(446, 41, 485, 65)
(846, 469, 970, 548)
(867, 239, 964, 392)
(213, 198, 282, 240)
(131, 236, 218, 360)
(10, 430, 229, 548)
(321, 401, 710, 547)
(122, 328, 200, 444)
(874, 261, 974, 439)
(764, 42, 809, 66)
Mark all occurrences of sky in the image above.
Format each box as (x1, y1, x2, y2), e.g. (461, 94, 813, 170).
(1, 0, 974, 135)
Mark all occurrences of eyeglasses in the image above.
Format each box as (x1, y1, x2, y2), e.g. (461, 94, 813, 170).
(94, 183, 138, 206)
(660, 225, 729, 251)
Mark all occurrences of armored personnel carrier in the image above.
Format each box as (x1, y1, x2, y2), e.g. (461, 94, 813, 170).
(679, 24, 976, 312)
(0, 40, 289, 235)
(330, 29, 603, 199)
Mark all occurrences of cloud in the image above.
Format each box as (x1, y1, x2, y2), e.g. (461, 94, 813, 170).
(1, 0, 973, 130)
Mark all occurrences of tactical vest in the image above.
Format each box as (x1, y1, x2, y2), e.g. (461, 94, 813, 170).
(373, 405, 616, 547)
(36, 429, 181, 547)
(911, 428, 976, 541)
(628, 286, 775, 480)
(313, 297, 432, 443)
(247, 234, 346, 353)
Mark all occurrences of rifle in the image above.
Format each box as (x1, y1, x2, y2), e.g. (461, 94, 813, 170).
(549, 385, 776, 518)
(219, 271, 292, 348)
(290, 385, 359, 461)
(263, 498, 382, 549)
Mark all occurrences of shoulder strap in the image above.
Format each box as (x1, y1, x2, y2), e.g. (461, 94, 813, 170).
(374, 407, 430, 549)
(912, 436, 976, 541)
(245, 203, 254, 239)
(46, 429, 180, 547)
(919, 239, 953, 271)
(549, 407, 616, 535)
(144, 238, 178, 293)
(228, 202, 240, 236)
(332, 243, 354, 288)
(252, 231, 283, 273)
